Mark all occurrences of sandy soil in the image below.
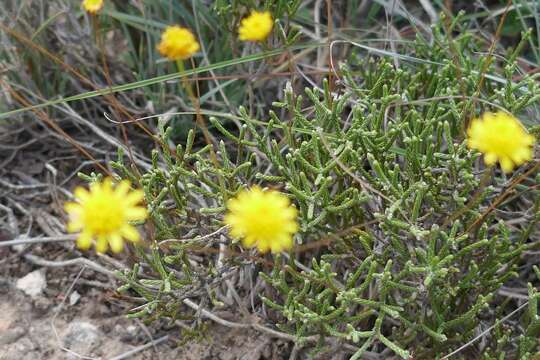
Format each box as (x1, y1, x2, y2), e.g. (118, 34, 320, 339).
(0, 264, 288, 360)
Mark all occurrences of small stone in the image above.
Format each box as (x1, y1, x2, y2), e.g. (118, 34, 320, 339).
(62, 321, 102, 358)
(16, 270, 46, 297)
(69, 291, 81, 306)
(12, 243, 26, 253)
(126, 325, 137, 335)
(114, 323, 138, 342)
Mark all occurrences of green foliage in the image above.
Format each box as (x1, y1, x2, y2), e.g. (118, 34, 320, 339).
(113, 16, 540, 360)
(501, 0, 540, 63)
(213, 0, 302, 23)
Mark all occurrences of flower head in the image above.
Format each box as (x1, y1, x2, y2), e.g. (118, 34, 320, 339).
(239, 11, 273, 42)
(65, 179, 148, 253)
(224, 186, 298, 253)
(467, 112, 535, 173)
(82, 0, 104, 14)
(157, 26, 200, 61)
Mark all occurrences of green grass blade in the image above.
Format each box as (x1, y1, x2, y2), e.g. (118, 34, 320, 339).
(0, 44, 319, 119)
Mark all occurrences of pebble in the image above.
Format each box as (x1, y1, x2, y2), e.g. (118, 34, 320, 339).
(15, 270, 46, 297)
(69, 291, 81, 306)
(62, 321, 102, 358)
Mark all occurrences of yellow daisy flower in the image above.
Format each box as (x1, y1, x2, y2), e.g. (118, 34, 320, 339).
(224, 186, 298, 253)
(467, 112, 535, 173)
(82, 0, 104, 14)
(238, 11, 273, 42)
(157, 26, 200, 61)
(64, 179, 148, 253)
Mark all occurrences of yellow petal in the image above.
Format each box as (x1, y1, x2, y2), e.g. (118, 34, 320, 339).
(64, 202, 82, 215)
(125, 207, 148, 221)
(227, 198, 241, 212)
(125, 190, 145, 205)
(109, 234, 124, 253)
(89, 180, 101, 193)
(484, 152, 498, 166)
(512, 148, 532, 163)
(95, 235, 109, 253)
(524, 134, 536, 146)
(282, 207, 298, 219)
(121, 225, 141, 242)
(500, 157, 514, 173)
(271, 235, 293, 253)
(67, 220, 83, 233)
(74, 187, 90, 203)
(115, 180, 132, 197)
(256, 242, 271, 253)
(242, 235, 257, 248)
(76, 232, 93, 251)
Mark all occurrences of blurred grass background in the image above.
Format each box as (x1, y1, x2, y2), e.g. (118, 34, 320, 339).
(2, 0, 538, 141)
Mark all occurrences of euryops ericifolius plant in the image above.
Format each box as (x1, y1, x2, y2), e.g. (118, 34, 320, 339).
(109, 21, 540, 359)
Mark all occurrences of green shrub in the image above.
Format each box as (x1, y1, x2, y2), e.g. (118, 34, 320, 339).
(113, 18, 540, 359)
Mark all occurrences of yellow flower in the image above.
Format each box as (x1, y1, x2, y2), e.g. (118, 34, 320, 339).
(239, 11, 273, 42)
(82, 0, 104, 14)
(64, 179, 148, 253)
(157, 26, 200, 61)
(224, 186, 298, 253)
(467, 112, 535, 173)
